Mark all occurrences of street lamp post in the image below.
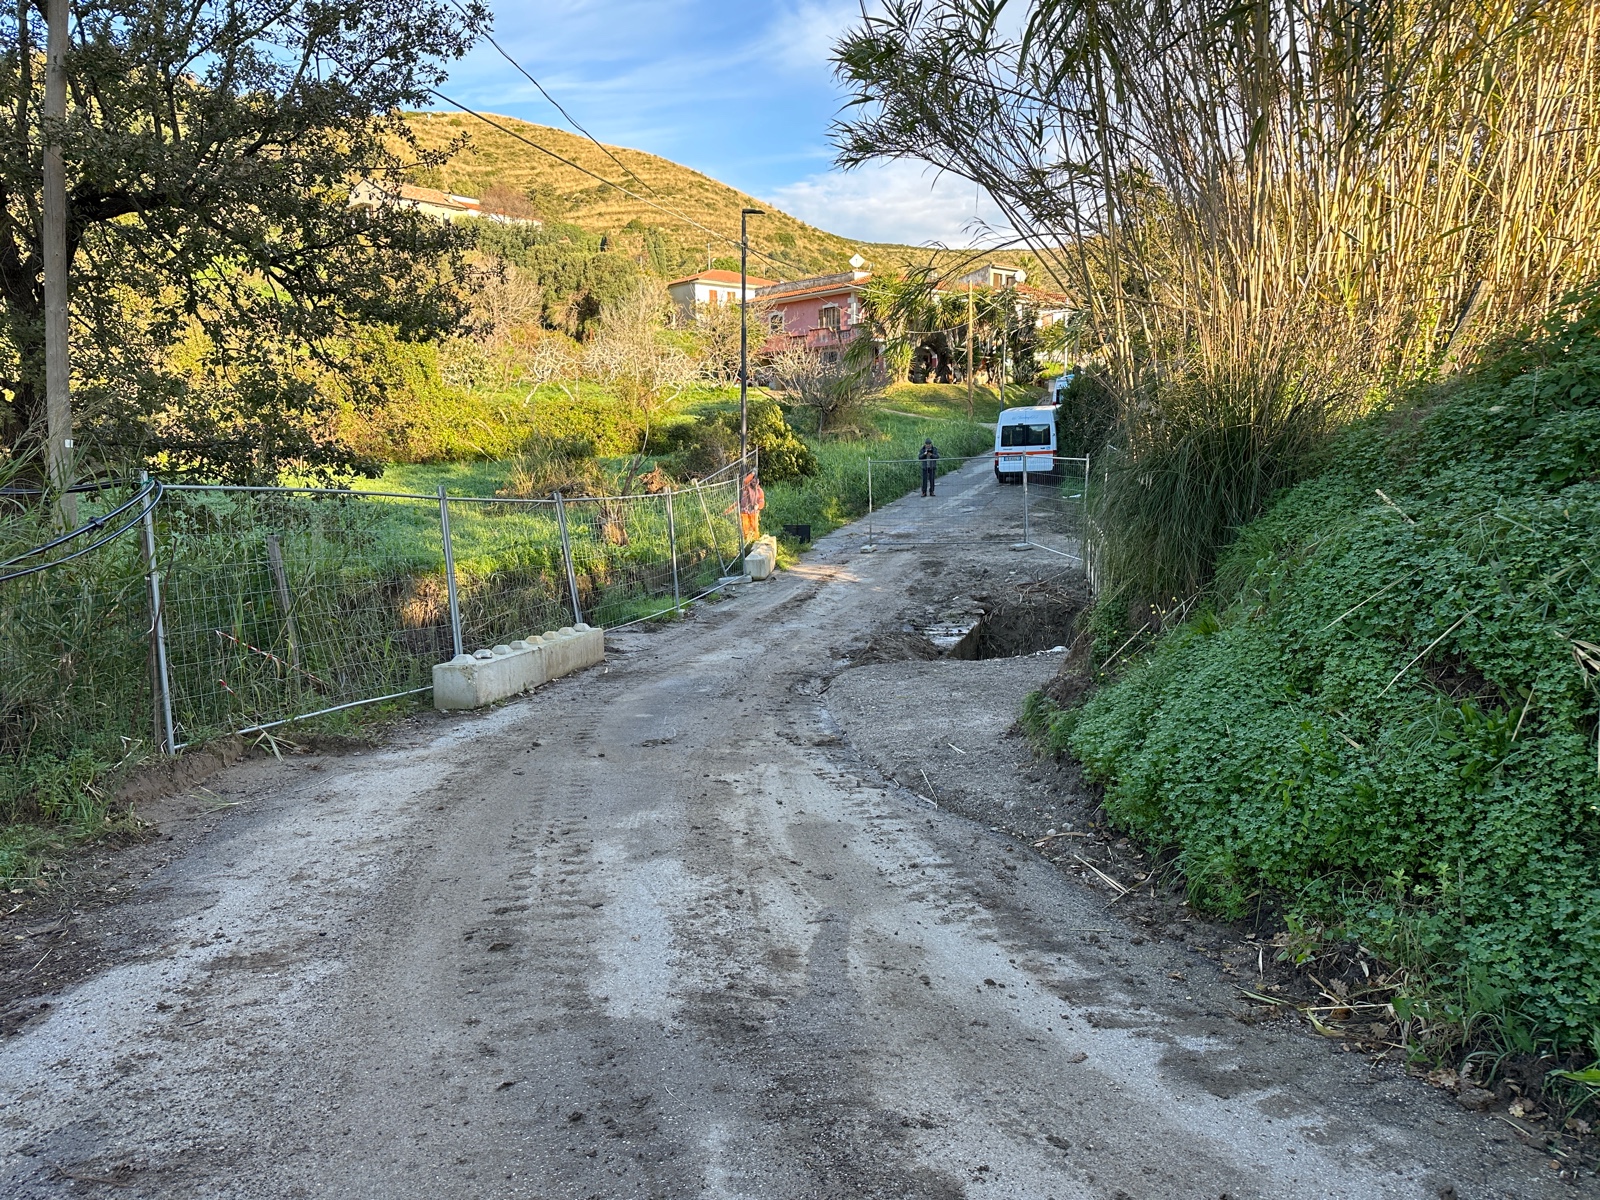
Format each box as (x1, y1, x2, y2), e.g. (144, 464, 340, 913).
(739, 207, 763, 471)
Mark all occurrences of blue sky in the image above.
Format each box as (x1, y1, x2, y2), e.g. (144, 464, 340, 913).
(435, 0, 1009, 247)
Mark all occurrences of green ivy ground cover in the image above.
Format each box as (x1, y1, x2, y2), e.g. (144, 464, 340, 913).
(1031, 296, 1600, 1046)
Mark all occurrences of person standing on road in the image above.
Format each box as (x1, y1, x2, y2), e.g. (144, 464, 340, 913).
(919, 439, 940, 497)
(740, 470, 765, 546)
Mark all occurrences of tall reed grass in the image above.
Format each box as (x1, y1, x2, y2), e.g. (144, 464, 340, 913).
(836, 0, 1600, 601)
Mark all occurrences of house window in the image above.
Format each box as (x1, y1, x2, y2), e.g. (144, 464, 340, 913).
(819, 304, 841, 331)
(822, 350, 840, 364)
(992, 270, 1016, 288)
(768, 312, 785, 333)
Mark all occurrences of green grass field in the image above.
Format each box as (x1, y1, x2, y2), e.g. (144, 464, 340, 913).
(364, 384, 1001, 551)
(878, 380, 1039, 422)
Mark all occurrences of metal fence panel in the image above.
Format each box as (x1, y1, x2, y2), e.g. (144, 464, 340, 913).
(154, 488, 452, 744)
(1020, 456, 1090, 564)
(0, 491, 155, 795)
(559, 477, 739, 629)
(0, 468, 744, 767)
(444, 495, 580, 650)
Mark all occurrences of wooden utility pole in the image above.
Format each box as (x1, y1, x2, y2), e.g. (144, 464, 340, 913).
(965, 282, 975, 420)
(43, 0, 76, 523)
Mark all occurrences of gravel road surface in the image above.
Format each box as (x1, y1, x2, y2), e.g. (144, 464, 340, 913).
(0, 459, 1572, 1199)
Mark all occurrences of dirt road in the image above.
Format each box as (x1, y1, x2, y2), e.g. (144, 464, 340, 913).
(0, 460, 1570, 1198)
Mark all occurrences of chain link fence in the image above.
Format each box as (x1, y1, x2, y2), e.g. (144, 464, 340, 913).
(861, 452, 1094, 572)
(0, 473, 743, 778)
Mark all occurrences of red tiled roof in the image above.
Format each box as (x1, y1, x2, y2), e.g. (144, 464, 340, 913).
(667, 270, 777, 288)
(1017, 285, 1075, 308)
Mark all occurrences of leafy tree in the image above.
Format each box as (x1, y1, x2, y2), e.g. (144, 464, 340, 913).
(857, 270, 939, 385)
(0, 0, 488, 481)
(767, 344, 881, 434)
(476, 221, 639, 338)
(679, 394, 815, 482)
(522, 183, 570, 222)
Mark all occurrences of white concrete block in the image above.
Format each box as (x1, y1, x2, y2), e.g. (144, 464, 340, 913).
(746, 535, 778, 581)
(433, 623, 604, 711)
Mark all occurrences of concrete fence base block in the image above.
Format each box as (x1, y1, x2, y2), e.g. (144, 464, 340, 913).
(745, 535, 779, 581)
(433, 623, 604, 711)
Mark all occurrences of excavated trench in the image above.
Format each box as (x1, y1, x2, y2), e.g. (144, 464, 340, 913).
(849, 576, 1090, 666)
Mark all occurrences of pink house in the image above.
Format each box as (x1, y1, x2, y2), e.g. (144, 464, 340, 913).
(755, 270, 873, 363)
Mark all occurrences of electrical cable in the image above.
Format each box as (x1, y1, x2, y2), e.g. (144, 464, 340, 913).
(0, 480, 163, 585)
(442, 2, 656, 198)
(0, 478, 160, 571)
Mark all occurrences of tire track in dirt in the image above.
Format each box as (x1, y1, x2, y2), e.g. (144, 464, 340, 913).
(0, 457, 1570, 1200)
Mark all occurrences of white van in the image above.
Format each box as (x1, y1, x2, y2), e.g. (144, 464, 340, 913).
(994, 405, 1058, 483)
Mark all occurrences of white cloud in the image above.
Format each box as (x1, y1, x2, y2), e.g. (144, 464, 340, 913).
(766, 159, 1017, 248)
(753, 0, 865, 74)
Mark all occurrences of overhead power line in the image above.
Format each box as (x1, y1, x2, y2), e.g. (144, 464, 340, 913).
(428, 89, 818, 280)
(444, 0, 654, 196)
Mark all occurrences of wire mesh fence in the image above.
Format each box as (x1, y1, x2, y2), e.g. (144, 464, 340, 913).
(861, 452, 1094, 570)
(156, 486, 454, 744)
(0, 472, 744, 773)
(1017, 456, 1091, 564)
(0, 483, 160, 815)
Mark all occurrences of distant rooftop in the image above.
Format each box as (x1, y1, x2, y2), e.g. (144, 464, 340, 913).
(667, 269, 778, 288)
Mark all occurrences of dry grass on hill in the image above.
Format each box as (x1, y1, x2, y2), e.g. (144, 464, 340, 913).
(401, 111, 1010, 282)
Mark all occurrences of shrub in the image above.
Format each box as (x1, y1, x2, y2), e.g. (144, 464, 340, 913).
(672, 395, 817, 483)
(1042, 290, 1600, 1046)
(1088, 361, 1346, 610)
(496, 435, 610, 499)
(766, 345, 882, 434)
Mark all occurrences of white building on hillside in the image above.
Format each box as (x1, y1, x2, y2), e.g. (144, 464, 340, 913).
(667, 270, 777, 319)
(349, 180, 539, 225)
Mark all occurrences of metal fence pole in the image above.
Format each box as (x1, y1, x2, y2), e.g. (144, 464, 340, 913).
(666, 490, 681, 615)
(553, 491, 583, 626)
(139, 471, 176, 755)
(438, 484, 464, 658)
(1022, 458, 1031, 544)
(735, 448, 755, 577)
(864, 457, 875, 551)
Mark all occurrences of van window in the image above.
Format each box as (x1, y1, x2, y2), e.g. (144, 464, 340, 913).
(1000, 422, 1052, 447)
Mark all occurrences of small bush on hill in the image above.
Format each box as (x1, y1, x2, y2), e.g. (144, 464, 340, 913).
(1031, 290, 1600, 1048)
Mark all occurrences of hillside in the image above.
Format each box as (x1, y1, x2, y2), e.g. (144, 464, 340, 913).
(1028, 293, 1600, 1050)
(402, 111, 1005, 281)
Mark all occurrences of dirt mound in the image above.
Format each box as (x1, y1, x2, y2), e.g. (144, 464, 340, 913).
(848, 628, 941, 665)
